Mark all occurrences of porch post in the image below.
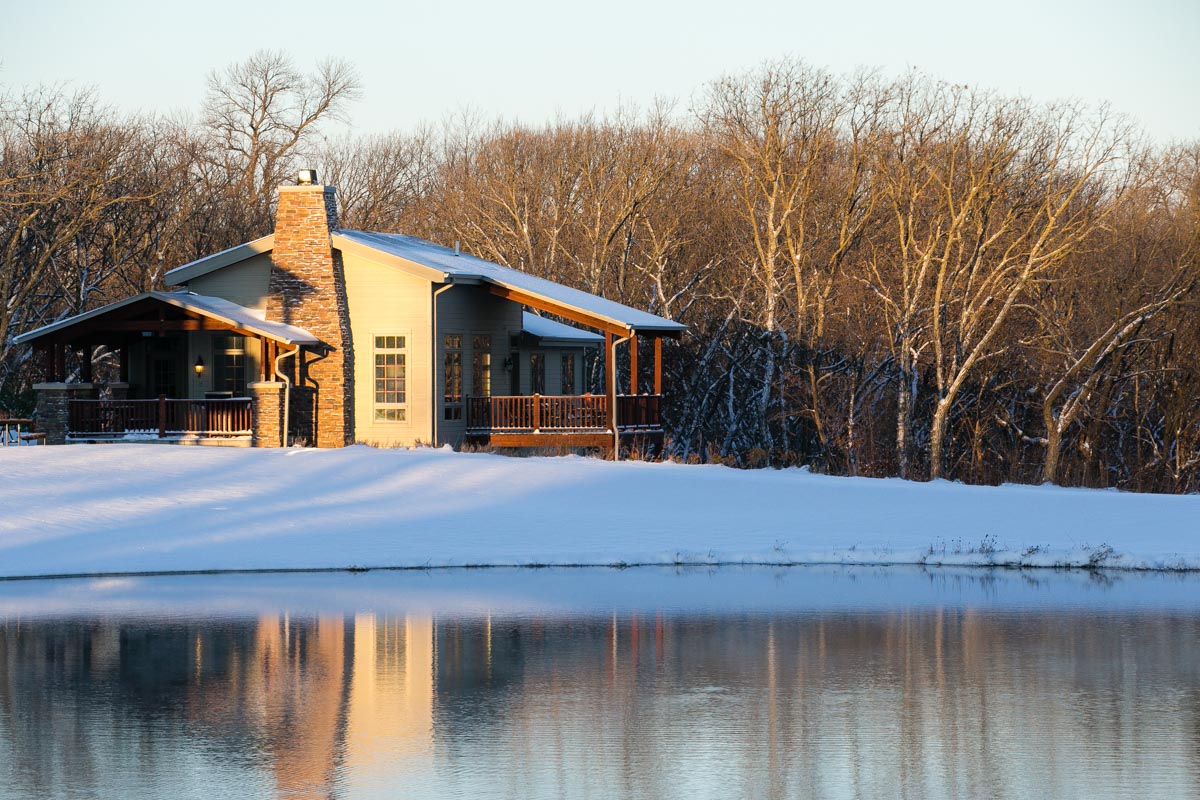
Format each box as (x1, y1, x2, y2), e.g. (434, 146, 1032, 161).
(33, 382, 95, 445)
(629, 334, 638, 395)
(80, 346, 93, 383)
(653, 337, 662, 395)
(250, 381, 285, 448)
(605, 333, 616, 435)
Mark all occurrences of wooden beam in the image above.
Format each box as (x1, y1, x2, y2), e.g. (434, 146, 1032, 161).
(653, 336, 662, 395)
(487, 284, 629, 337)
(94, 319, 243, 332)
(629, 334, 638, 395)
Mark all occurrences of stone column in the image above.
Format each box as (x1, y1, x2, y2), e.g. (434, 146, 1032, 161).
(250, 381, 284, 448)
(33, 383, 96, 445)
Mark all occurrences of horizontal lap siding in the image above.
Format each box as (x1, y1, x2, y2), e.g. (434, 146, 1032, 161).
(342, 250, 433, 446)
(185, 254, 272, 311)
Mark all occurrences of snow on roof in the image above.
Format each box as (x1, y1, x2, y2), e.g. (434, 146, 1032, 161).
(165, 293, 319, 345)
(334, 230, 687, 335)
(521, 311, 604, 344)
(14, 291, 319, 346)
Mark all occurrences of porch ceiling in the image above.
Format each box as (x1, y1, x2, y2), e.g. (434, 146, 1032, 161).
(14, 292, 320, 347)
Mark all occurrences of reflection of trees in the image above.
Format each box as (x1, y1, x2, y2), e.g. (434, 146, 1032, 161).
(1, 610, 1198, 798)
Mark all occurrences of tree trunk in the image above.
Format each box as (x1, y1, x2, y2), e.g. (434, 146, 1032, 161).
(929, 398, 950, 481)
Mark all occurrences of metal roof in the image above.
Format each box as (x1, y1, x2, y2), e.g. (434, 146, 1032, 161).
(521, 311, 604, 344)
(334, 230, 688, 335)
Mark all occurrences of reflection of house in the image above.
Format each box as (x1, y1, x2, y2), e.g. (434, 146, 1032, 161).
(17, 172, 686, 453)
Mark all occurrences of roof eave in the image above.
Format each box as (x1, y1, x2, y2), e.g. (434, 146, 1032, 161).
(164, 234, 276, 286)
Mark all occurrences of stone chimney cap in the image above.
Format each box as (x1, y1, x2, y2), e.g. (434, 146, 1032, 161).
(297, 169, 319, 185)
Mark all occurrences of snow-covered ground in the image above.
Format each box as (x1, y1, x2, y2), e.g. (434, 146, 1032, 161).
(0, 444, 1196, 579)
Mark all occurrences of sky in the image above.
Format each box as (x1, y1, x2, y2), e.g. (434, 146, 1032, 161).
(3, 0, 1199, 144)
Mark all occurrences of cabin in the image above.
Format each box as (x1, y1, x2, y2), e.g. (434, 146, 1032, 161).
(15, 172, 687, 455)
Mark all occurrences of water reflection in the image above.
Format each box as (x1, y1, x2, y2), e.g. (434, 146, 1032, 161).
(1, 607, 1198, 799)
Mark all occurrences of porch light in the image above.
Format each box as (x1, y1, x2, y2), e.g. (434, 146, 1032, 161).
(194, 356, 205, 377)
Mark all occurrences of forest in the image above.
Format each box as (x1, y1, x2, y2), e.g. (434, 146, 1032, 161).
(1, 52, 1196, 492)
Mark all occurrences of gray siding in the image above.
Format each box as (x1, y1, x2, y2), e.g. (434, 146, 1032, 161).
(434, 285, 522, 446)
(184, 253, 272, 311)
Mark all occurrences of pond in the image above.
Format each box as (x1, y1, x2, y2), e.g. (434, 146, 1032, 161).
(1, 566, 1198, 799)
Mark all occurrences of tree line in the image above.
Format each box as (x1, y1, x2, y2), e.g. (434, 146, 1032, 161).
(2, 52, 1197, 492)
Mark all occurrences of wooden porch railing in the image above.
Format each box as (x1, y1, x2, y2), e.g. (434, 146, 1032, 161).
(466, 394, 661, 433)
(0, 418, 44, 446)
(68, 397, 253, 438)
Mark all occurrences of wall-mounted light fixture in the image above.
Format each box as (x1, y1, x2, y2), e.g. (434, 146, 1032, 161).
(503, 356, 514, 372)
(194, 355, 205, 377)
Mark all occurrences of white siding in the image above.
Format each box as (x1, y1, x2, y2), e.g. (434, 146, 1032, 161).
(341, 249, 434, 446)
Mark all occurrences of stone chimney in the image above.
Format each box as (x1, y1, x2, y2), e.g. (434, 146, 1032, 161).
(266, 170, 353, 447)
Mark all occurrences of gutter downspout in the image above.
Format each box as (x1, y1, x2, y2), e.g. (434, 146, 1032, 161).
(610, 333, 632, 459)
(431, 282, 455, 446)
(274, 345, 301, 447)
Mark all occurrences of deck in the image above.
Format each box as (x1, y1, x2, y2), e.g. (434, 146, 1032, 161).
(464, 394, 663, 452)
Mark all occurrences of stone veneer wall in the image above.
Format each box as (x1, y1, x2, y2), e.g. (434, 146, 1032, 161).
(250, 381, 283, 448)
(265, 184, 354, 448)
(32, 383, 96, 445)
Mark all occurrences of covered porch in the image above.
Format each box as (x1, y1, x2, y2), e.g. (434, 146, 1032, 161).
(465, 282, 679, 455)
(14, 291, 318, 446)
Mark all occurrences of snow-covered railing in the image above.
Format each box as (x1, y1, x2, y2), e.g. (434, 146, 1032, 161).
(466, 394, 661, 433)
(68, 397, 253, 439)
(0, 418, 44, 446)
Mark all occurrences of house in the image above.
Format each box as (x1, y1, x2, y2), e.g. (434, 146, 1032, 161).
(15, 172, 687, 454)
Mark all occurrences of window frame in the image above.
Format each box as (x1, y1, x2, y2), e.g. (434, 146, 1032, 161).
(373, 333, 409, 423)
(560, 352, 576, 395)
(443, 333, 464, 421)
(530, 351, 546, 395)
(471, 334, 492, 398)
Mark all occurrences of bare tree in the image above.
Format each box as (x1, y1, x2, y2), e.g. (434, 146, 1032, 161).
(195, 50, 360, 243)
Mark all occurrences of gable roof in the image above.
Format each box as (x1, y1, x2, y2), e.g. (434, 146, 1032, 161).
(164, 229, 688, 337)
(14, 291, 319, 346)
(521, 311, 604, 344)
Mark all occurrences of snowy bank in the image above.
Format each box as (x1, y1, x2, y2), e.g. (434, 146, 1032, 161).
(0, 445, 1197, 579)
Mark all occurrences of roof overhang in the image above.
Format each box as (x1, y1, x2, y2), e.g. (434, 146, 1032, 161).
(164, 235, 275, 286)
(14, 292, 320, 347)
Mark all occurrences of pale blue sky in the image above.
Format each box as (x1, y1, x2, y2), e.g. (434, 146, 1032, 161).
(4, 0, 1198, 143)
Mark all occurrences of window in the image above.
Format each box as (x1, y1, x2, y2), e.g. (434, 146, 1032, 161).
(472, 334, 491, 397)
(560, 353, 576, 395)
(213, 335, 246, 396)
(530, 352, 545, 395)
(444, 334, 463, 420)
(510, 351, 520, 394)
(374, 335, 407, 421)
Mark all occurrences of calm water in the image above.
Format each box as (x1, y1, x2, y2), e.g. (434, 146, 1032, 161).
(1, 567, 1199, 799)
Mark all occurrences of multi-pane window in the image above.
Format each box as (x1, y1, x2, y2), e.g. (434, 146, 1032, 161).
(472, 335, 491, 397)
(152, 359, 177, 398)
(213, 335, 246, 396)
(374, 335, 407, 421)
(444, 334, 463, 420)
(530, 352, 546, 394)
(560, 353, 576, 395)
